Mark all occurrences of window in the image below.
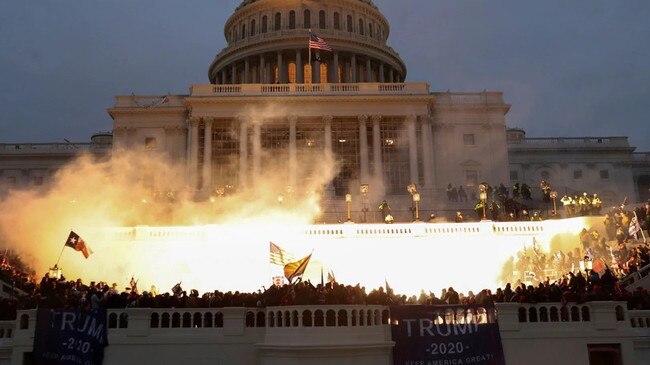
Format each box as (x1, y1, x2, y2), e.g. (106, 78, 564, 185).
(262, 16, 268, 33)
(274, 12, 281, 31)
(359, 19, 364, 35)
(319, 10, 326, 29)
(510, 170, 518, 181)
(145, 137, 157, 150)
(333, 12, 340, 29)
(574, 169, 583, 179)
(466, 170, 478, 187)
(33, 176, 43, 186)
(463, 134, 475, 145)
(289, 11, 296, 29)
(588, 344, 622, 365)
(241, 24, 246, 39)
(320, 63, 328, 83)
(368, 23, 373, 37)
(250, 19, 256, 36)
(288, 62, 296, 83)
(600, 169, 610, 179)
(347, 15, 353, 32)
(303, 10, 311, 29)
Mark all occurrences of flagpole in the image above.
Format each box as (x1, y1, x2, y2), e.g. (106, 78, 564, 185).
(308, 29, 312, 77)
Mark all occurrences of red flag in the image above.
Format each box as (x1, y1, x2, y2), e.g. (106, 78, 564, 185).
(65, 231, 91, 258)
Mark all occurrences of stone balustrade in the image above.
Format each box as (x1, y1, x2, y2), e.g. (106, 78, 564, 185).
(189, 82, 429, 97)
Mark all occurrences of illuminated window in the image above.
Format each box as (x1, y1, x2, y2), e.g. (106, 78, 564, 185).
(574, 170, 583, 179)
(466, 170, 478, 187)
(463, 134, 475, 146)
(288, 62, 296, 83)
(304, 64, 312, 84)
(145, 137, 157, 150)
(337, 64, 343, 83)
(600, 169, 610, 179)
(320, 63, 328, 83)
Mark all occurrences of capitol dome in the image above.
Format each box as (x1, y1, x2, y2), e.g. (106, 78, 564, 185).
(208, 0, 407, 84)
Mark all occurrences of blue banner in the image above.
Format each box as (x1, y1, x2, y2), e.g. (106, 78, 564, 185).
(34, 309, 108, 365)
(391, 304, 505, 365)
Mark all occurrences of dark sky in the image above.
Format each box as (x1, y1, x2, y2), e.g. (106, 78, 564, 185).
(1, 0, 649, 151)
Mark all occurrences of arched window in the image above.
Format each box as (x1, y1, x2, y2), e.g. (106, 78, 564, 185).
(369, 23, 373, 38)
(320, 62, 328, 83)
(242, 24, 246, 39)
(288, 62, 296, 83)
(347, 15, 353, 32)
(304, 64, 312, 84)
(333, 12, 340, 30)
(250, 19, 256, 36)
(319, 10, 326, 29)
(262, 15, 268, 33)
(233, 27, 238, 41)
(303, 9, 311, 29)
(359, 19, 365, 35)
(289, 10, 296, 29)
(274, 12, 281, 31)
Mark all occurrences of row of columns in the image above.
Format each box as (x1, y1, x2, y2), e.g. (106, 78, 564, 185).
(186, 115, 433, 192)
(217, 50, 401, 84)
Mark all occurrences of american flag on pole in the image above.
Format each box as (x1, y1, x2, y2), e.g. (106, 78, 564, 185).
(309, 33, 332, 52)
(629, 215, 642, 239)
(270, 242, 295, 265)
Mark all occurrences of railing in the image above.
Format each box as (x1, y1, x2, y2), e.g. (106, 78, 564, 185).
(434, 92, 505, 105)
(619, 262, 650, 289)
(266, 305, 388, 328)
(113, 94, 186, 108)
(628, 309, 650, 328)
(0, 143, 110, 153)
(508, 137, 631, 148)
(190, 82, 429, 97)
(632, 152, 650, 162)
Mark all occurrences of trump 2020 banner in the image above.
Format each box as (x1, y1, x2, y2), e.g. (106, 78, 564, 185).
(33, 308, 108, 365)
(391, 304, 505, 365)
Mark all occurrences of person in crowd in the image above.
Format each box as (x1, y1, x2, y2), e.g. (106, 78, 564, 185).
(561, 194, 574, 217)
(458, 185, 468, 202)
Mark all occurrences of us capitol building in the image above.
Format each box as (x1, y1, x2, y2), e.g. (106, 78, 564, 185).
(1, 0, 649, 212)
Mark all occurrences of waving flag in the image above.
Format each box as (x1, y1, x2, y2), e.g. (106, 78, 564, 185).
(65, 231, 91, 258)
(270, 242, 295, 265)
(629, 215, 642, 239)
(284, 253, 312, 283)
(309, 33, 332, 52)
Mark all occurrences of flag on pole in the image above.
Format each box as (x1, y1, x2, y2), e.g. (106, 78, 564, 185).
(327, 269, 336, 284)
(270, 242, 295, 265)
(284, 253, 312, 283)
(629, 215, 642, 239)
(309, 33, 332, 52)
(171, 282, 183, 296)
(65, 231, 92, 258)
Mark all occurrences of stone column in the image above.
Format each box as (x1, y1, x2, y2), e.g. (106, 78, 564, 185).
(202, 119, 214, 192)
(323, 115, 333, 158)
(314, 59, 321, 83)
(379, 63, 385, 83)
(358, 114, 369, 183)
(388, 68, 394, 83)
(238, 117, 249, 188)
(277, 51, 283, 83)
(332, 51, 339, 83)
(366, 58, 372, 82)
(406, 115, 419, 185)
(420, 115, 434, 188)
(253, 122, 262, 181)
(289, 115, 298, 187)
(260, 54, 266, 83)
(231, 64, 237, 84)
(244, 58, 250, 83)
(372, 115, 383, 182)
(189, 118, 200, 189)
(296, 50, 304, 83)
(344, 59, 350, 83)
(221, 70, 227, 85)
(350, 54, 357, 83)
